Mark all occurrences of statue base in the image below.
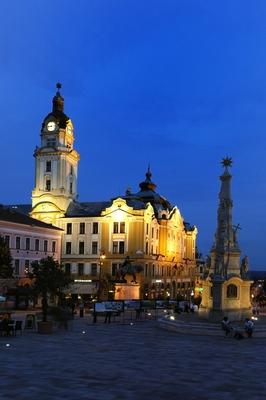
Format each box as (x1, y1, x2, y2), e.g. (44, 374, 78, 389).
(199, 276, 253, 321)
(114, 283, 140, 300)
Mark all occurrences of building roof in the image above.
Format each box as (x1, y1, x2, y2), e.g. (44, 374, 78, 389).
(0, 206, 62, 231)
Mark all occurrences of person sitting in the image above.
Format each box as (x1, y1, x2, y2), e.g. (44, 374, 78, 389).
(221, 316, 232, 337)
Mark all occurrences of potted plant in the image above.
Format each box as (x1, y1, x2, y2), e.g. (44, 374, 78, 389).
(31, 256, 71, 334)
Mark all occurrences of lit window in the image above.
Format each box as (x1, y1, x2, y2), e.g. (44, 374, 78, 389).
(120, 222, 125, 233)
(113, 241, 118, 254)
(113, 222, 119, 234)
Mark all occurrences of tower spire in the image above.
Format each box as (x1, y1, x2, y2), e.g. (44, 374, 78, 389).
(139, 165, 157, 192)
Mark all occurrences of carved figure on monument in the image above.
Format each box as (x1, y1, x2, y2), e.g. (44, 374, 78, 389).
(240, 256, 249, 279)
(203, 255, 211, 278)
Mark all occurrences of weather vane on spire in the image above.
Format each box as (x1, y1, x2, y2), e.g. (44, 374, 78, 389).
(56, 82, 62, 93)
(221, 157, 233, 168)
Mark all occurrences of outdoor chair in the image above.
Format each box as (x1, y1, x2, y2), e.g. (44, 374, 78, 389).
(24, 314, 37, 330)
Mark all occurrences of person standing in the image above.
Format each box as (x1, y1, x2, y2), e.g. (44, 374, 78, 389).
(79, 301, 84, 318)
(244, 318, 254, 338)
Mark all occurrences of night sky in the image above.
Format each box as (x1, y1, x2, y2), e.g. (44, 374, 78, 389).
(1, 1, 266, 267)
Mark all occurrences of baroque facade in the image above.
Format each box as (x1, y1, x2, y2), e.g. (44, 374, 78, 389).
(30, 85, 198, 300)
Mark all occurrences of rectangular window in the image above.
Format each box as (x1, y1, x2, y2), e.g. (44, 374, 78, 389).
(91, 263, 97, 276)
(65, 263, 71, 275)
(79, 241, 84, 254)
(151, 228, 154, 238)
(46, 161, 51, 172)
(119, 241, 125, 254)
(92, 222, 98, 234)
(66, 242, 71, 254)
(69, 182, 73, 194)
(46, 179, 51, 191)
(113, 241, 118, 254)
(52, 241, 56, 253)
(156, 230, 159, 239)
(78, 263, 84, 276)
(44, 240, 48, 252)
(151, 245, 153, 255)
(152, 264, 155, 277)
(120, 222, 125, 233)
(25, 237, 30, 250)
(16, 237, 20, 250)
(35, 239, 39, 251)
(14, 259, 20, 275)
(66, 223, 72, 234)
(80, 222, 85, 234)
(92, 242, 98, 255)
(4, 235, 10, 246)
(146, 224, 149, 235)
(113, 222, 119, 234)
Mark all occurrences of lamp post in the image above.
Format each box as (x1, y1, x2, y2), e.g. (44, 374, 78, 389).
(97, 252, 106, 301)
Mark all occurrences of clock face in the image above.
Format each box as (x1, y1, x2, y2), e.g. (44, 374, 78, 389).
(47, 121, 56, 131)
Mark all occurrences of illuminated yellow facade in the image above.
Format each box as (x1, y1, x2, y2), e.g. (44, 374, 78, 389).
(31, 86, 198, 300)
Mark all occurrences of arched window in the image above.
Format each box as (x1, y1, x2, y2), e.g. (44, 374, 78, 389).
(227, 284, 238, 298)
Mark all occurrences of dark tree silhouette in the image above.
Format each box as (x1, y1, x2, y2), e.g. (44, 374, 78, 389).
(31, 256, 71, 322)
(0, 236, 13, 278)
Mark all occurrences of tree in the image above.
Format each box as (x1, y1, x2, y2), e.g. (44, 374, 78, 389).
(31, 256, 71, 322)
(0, 236, 13, 278)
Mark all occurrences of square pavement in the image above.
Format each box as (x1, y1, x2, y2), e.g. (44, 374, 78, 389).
(1, 314, 266, 400)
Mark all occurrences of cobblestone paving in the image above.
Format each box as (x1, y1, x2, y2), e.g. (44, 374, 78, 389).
(1, 316, 266, 400)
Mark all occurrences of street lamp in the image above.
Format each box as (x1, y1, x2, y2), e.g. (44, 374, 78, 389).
(97, 252, 106, 301)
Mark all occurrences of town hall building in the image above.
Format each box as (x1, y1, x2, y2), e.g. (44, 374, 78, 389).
(19, 84, 198, 300)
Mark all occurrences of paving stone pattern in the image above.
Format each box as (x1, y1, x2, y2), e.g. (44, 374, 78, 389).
(1, 316, 266, 400)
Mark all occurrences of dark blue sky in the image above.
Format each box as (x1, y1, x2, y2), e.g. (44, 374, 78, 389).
(1, 1, 266, 267)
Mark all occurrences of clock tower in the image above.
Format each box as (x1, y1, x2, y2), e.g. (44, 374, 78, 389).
(31, 83, 80, 225)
